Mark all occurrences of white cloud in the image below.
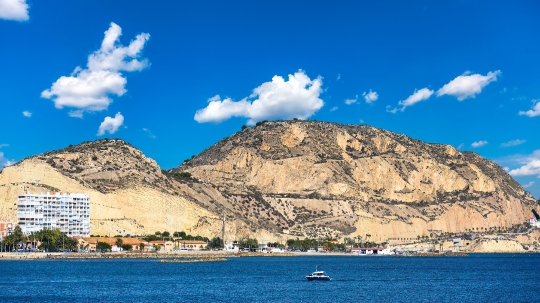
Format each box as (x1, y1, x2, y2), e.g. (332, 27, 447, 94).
(457, 143, 464, 150)
(194, 96, 251, 123)
(471, 140, 488, 148)
(41, 22, 150, 117)
(519, 99, 540, 117)
(386, 105, 398, 114)
(194, 70, 324, 125)
(345, 95, 358, 105)
(509, 160, 540, 178)
(363, 90, 378, 104)
(501, 139, 526, 147)
(389, 88, 434, 113)
(142, 128, 156, 139)
(506, 150, 540, 178)
(336, 74, 341, 81)
(0, 144, 8, 148)
(330, 107, 338, 112)
(0, 152, 14, 168)
(522, 181, 535, 189)
(22, 110, 32, 117)
(97, 112, 124, 136)
(0, 0, 29, 21)
(436, 70, 501, 101)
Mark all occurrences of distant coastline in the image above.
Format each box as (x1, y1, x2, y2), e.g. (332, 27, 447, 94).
(1, 250, 539, 261)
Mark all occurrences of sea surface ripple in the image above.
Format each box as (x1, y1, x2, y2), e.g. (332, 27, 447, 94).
(1, 254, 539, 302)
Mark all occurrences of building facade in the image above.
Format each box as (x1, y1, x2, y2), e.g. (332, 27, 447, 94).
(17, 192, 90, 237)
(0, 222, 14, 240)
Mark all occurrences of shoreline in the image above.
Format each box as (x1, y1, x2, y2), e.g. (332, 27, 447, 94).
(1, 250, 538, 260)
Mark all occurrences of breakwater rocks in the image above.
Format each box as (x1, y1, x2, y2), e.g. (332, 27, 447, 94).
(237, 252, 296, 257)
(158, 257, 228, 263)
(49, 252, 237, 259)
(412, 252, 468, 257)
(37, 251, 297, 260)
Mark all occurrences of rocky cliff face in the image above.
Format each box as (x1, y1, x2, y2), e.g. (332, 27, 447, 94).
(1, 121, 537, 243)
(0, 139, 273, 240)
(175, 120, 537, 241)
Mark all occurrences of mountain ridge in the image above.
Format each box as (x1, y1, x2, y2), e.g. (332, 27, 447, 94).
(174, 120, 537, 239)
(0, 120, 537, 242)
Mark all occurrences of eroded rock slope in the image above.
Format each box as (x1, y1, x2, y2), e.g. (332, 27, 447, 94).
(0, 139, 271, 240)
(175, 120, 537, 241)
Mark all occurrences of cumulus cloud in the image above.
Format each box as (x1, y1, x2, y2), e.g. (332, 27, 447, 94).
(363, 90, 378, 104)
(97, 112, 124, 136)
(436, 70, 501, 101)
(345, 95, 358, 105)
(0, 0, 29, 21)
(41, 22, 150, 117)
(501, 139, 526, 147)
(501, 150, 540, 179)
(194, 70, 323, 125)
(509, 160, 540, 178)
(519, 99, 540, 117)
(388, 88, 434, 113)
(22, 111, 32, 117)
(471, 140, 488, 148)
(0, 152, 14, 169)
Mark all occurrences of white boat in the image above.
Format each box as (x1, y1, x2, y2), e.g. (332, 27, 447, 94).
(305, 266, 331, 281)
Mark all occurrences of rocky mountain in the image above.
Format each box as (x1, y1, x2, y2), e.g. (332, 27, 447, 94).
(0, 120, 537, 243)
(174, 120, 538, 241)
(0, 139, 273, 240)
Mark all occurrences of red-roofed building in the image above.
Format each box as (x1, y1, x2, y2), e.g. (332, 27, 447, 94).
(78, 237, 146, 252)
(177, 240, 207, 250)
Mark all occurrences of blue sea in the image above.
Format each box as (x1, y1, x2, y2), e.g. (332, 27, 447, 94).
(1, 254, 539, 302)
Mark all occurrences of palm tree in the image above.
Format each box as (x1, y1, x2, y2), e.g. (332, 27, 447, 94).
(355, 235, 363, 248)
(343, 237, 354, 252)
(8, 226, 26, 251)
(115, 238, 123, 249)
(139, 243, 145, 253)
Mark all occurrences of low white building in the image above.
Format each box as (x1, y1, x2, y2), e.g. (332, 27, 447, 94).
(352, 247, 394, 255)
(17, 192, 90, 237)
(225, 241, 240, 252)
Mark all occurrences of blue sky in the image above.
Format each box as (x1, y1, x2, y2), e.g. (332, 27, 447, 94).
(0, 1, 539, 198)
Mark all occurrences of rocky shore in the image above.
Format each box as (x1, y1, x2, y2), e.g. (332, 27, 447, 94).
(0, 251, 298, 260)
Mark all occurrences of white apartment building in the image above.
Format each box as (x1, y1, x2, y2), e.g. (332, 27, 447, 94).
(17, 192, 90, 237)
